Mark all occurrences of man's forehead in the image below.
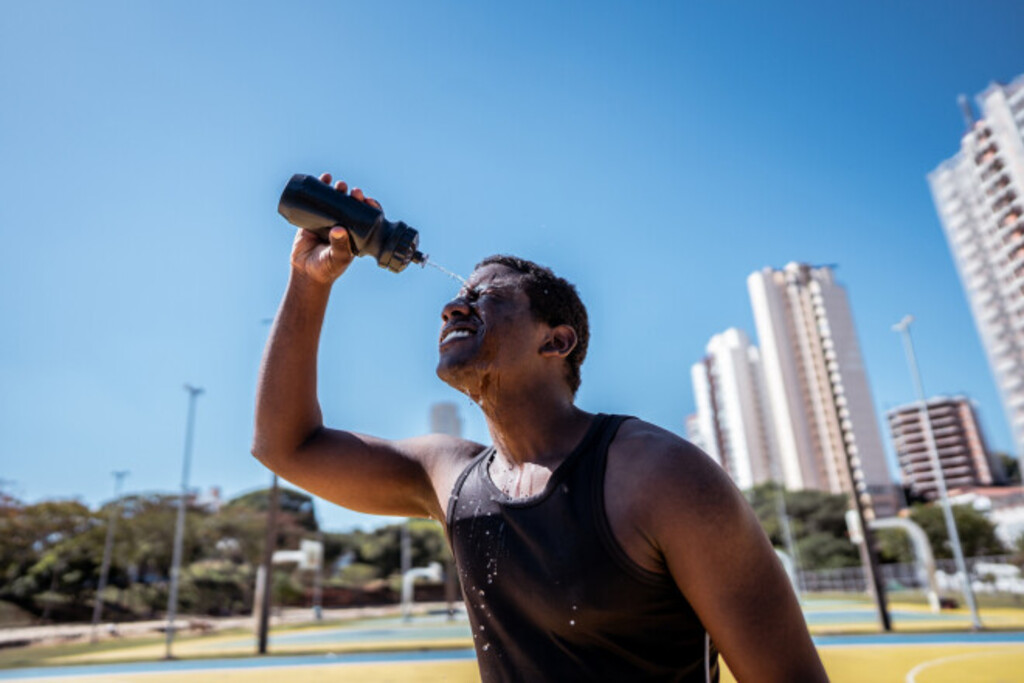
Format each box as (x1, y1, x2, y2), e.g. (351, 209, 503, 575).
(464, 264, 524, 289)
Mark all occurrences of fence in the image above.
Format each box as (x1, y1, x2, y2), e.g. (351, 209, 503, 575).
(795, 555, 1023, 596)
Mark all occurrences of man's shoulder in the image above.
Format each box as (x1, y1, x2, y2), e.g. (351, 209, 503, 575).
(611, 417, 717, 476)
(609, 417, 742, 518)
(400, 432, 486, 458)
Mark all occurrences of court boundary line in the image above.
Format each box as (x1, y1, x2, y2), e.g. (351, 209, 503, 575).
(904, 648, 1013, 683)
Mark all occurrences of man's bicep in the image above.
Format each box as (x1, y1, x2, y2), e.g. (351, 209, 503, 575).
(656, 461, 827, 682)
(270, 429, 467, 520)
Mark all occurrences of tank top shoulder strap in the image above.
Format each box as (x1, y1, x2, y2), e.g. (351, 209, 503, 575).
(591, 414, 631, 459)
(445, 445, 493, 531)
(584, 414, 672, 586)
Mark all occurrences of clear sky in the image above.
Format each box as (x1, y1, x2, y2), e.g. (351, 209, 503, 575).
(2, 1, 1023, 531)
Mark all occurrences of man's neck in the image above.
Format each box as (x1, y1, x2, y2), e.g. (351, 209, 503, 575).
(476, 380, 592, 468)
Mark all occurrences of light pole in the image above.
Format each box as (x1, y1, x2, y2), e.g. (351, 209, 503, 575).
(165, 384, 204, 659)
(90, 470, 130, 643)
(256, 474, 279, 654)
(253, 317, 281, 654)
(893, 315, 982, 629)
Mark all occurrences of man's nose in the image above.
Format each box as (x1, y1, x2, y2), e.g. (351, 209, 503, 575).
(441, 297, 471, 323)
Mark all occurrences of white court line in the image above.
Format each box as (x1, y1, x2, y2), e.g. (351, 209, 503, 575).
(904, 648, 1011, 683)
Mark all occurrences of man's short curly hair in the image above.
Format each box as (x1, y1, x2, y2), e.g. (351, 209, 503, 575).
(475, 255, 589, 397)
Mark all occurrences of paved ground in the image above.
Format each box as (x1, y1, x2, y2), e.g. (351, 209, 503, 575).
(2, 599, 1023, 681)
(2, 635, 1023, 682)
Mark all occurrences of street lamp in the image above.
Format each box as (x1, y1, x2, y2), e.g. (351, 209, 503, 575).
(892, 315, 982, 629)
(90, 470, 130, 643)
(165, 384, 204, 658)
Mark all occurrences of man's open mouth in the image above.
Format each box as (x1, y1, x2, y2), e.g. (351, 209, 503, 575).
(439, 327, 477, 346)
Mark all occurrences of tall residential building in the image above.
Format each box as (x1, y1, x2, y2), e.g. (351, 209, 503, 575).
(928, 74, 1024, 457)
(887, 396, 1003, 501)
(689, 328, 777, 490)
(747, 263, 897, 518)
(684, 413, 709, 455)
(429, 402, 463, 437)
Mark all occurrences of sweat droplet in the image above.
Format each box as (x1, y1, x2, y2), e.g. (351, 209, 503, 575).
(478, 589, 485, 596)
(570, 619, 576, 626)
(479, 625, 485, 631)
(483, 644, 490, 651)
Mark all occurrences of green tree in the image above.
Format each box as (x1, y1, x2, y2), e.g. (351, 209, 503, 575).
(0, 500, 101, 612)
(322, 519, 452, 586)
(875, 527, 914, 565)
(112, 494, 208, 583)
(226, 486, 318, 532)
(995, 452, 1021, 484)
(908, 503, 1006, 559)
(745, 483, 859, 569)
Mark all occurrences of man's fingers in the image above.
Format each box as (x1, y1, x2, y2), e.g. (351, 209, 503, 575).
(293, 227, 318, 248)
(320, 173, 371, 206)
(320, 173, 351, 195)
(329, 227, 351, 251)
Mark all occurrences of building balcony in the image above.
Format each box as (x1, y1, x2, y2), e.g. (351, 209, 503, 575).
(979, 158, 1005, 181)
(985, 174, 1011, 196)
(929, 424, 959, 434)
(975, 145, 998, 165)
(993, 190, 1018, 212)
(1001, 207, 1023, 228)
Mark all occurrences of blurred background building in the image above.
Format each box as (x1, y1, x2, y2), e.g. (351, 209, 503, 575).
(928, 73, 1024, 458)
(429, 402, 463, 438)
(887, 395, 1004, 501)
(689, 328, 777, 490)
(747, 263, 897, 518)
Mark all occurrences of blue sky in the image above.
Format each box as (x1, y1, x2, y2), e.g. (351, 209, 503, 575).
(2, 1, 1023, 531)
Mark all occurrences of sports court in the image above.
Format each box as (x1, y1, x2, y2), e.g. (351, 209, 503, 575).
(1, 599, 1022, 682)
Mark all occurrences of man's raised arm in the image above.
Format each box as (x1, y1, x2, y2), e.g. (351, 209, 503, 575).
(251, 174, 475, 521)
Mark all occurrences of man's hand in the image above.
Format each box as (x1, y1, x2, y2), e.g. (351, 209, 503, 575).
(289, 172, 382, 285)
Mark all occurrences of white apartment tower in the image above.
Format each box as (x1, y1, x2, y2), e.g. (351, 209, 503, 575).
(690, 328, 777, 490)
(928, 74, 1024, 457)
(747, 263, 896, 518)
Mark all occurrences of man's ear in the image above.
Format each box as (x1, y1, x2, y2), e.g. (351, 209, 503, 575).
(539, 325, 578, 359)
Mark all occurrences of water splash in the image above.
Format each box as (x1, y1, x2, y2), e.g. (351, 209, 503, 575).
(422, 257, 466, 284)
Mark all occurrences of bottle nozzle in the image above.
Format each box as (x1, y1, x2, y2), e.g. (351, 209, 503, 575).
(412, 251, 427, 266)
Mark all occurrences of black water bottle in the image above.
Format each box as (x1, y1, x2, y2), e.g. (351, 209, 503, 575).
(277, 174, 425, 273)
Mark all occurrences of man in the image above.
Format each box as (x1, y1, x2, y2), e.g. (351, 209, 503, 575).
(252, 173, 828, 682)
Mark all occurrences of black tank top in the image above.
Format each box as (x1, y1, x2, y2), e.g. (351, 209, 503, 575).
(446, 414, 719, 682)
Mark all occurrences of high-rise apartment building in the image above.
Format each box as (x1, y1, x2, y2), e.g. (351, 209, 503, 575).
(928, 74, 1024, 457)
(429, 402, 463, 438)
(747, 263, 897, 518)
(887, 396, 1002, 501)
(689, 328, 777, 490)
(684, 413, 709, 455)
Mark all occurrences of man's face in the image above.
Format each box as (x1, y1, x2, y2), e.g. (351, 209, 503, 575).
(436, 264, 548, 396)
